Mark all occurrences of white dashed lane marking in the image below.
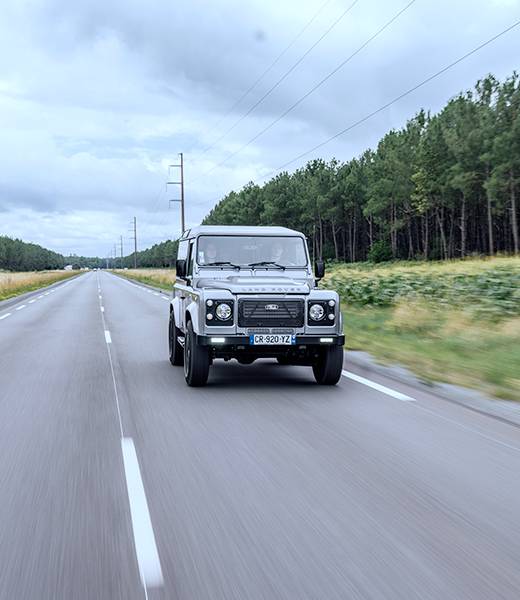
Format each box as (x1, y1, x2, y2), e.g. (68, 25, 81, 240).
(121, 438, 164, 589)
(104, 330, 112, 344)
(0, 313, 11, 320)
(15, 305, 26, 311)
(342, 370, 416, 402)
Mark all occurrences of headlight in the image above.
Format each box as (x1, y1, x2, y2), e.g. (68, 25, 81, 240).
(215, 302, 232, 320)
(309, 303, 325, 321)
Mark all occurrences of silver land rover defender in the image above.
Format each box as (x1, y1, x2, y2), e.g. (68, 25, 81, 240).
(168, 226, 345, 387)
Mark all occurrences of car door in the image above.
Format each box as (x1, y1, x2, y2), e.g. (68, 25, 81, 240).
(174, 239, 189, 331)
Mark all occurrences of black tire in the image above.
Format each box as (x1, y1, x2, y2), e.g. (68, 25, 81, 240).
(237, 356, 256, 365)
(312, 346, 343, 385)
(168, 311, 184, 366)
(184, 320, 210, 387)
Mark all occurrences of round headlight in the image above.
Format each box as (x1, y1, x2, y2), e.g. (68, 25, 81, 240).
(309, 303, 325, 321)
(215, 303, 232, 320)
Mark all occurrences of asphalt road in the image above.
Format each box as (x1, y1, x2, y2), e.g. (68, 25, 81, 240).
(0, 271, 519, 600)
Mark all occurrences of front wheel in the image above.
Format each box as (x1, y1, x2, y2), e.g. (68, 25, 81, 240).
(276, 357, 291, 365)
(312, 346, 343, 385)
(168, 311, 184, 366)
(184, 320, 210, 387)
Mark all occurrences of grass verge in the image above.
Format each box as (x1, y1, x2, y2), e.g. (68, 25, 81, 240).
(0, 270, 79, 301)
(112, 268, 175, 290)
(344, 303, 520, 401)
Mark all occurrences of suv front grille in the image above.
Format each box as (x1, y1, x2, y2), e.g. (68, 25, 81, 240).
(238, 299, 304, 328)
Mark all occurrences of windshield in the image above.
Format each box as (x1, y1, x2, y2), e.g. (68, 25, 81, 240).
(197, 235, 308, 268)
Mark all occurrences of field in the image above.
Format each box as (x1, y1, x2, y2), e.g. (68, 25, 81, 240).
(113, 268, 176, 289)
(0, 270, 79, 301)
(116, 258, 520, 400)
(324, 256, 520, 400)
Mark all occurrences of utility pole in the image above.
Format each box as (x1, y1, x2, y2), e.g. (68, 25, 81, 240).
(167, 152, 185, 234)
(113, 244, 117, 269)
(120, 236, 124, 268)
(132, 217, 137, 268)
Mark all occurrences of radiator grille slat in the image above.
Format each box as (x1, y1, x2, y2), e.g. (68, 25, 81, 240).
(238, 299, 304, 327)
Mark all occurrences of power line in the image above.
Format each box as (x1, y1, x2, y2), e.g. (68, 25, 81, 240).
(199, 0, 360, 158)
(199, 0, 334, 154)
(201, 0, 417, 177)
(194, 16, 520, 223)
(267, 17, 520, 175)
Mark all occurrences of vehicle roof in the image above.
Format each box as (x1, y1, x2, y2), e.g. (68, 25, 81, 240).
(181, 225, 305, 238)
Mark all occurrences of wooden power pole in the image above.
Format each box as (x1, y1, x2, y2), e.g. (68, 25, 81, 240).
(133, 216, 137, 268)
(167, 152, 185, 234)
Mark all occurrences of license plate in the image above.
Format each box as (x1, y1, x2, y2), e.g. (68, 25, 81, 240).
(250, 334, 296, 345)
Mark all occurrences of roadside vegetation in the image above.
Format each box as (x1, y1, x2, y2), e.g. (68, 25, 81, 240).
(113, 268, 175, 290)
(324, 256, 520, 400)
(0, 271, 79, 301)
(117, 256, 519, 400)
(203, 73, 520, 263)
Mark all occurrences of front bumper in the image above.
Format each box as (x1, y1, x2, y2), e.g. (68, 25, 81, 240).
(197, 334, 345, 346)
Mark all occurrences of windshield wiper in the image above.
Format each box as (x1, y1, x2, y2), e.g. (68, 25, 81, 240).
(202, 261, 240, 269)
(248, 261, 286, 270)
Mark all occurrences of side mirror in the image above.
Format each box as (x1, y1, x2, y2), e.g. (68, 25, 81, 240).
(314, 260, 325, 280)
(176, 259, 187, 278)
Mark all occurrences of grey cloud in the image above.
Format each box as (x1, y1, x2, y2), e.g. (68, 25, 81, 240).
(0, 0, 519, 255)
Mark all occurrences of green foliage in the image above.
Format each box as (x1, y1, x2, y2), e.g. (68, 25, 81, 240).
(112, 239, 179, 269)
(367, 240, 393, 263)
(0, 236, 65, 271)
(325, 258, 520, 319)
(202, 73, 520, 262)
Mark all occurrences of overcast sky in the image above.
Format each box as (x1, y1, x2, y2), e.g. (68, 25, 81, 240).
(0, 0, 519, 257)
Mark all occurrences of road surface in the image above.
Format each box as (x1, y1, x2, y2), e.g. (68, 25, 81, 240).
(0, 271, 519, 599)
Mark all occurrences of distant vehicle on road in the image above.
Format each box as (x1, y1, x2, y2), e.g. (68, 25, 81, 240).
(169, 225, 344, 386)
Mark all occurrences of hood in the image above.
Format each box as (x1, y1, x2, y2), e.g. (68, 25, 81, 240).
(197, 275, 311, 294)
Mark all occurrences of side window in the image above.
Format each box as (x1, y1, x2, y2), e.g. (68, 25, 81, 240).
(177, 240, 188, 261)
(186, 241, 194, 277)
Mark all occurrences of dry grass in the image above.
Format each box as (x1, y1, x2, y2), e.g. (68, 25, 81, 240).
(388, 300, 439, 333)
(113, 268, 175, 290)
(0, 270, 79, 301)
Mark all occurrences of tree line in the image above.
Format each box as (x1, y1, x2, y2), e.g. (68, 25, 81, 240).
(118, 239, 179, 268)
(0, 236, 65, 271)
(203, 73, 519, 262)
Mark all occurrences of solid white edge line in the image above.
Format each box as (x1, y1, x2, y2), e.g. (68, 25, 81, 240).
(15, 305, 26, 311)
(121, 437, 164, 589)
(104, 330, 112, 344)
(0, 313, 11, 320)
(342, 370, 415, 402)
